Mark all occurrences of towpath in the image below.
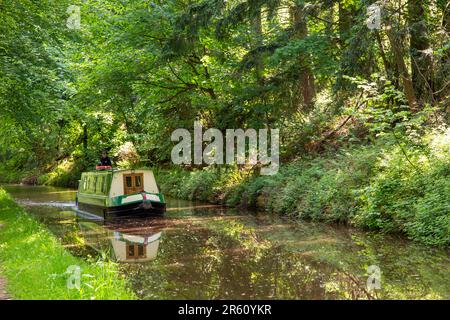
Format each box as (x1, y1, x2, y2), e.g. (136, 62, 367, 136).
(0, 224, 10, 300)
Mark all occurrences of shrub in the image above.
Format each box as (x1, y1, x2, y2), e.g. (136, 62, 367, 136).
(355, 129, 450, 246)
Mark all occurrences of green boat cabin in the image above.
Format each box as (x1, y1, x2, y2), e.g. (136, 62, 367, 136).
(76, 169, 166, 218)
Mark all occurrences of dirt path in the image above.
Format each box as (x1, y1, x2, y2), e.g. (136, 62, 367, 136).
(0, 224, 11, 300)
(0, 277, 10, 300)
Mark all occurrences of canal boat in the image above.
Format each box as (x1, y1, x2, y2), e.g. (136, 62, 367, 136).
(76, 168, 166, 218)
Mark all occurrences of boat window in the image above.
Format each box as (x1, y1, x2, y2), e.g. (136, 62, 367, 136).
(137, 244, 144, 257)
(100, 176, 106, 194)
(98, 177, 105, 193)
(127, 244, 135, 258)
(135, 175, 142, 187)
(126, 176, 132, 188)
(126, 243, 146, 259)
(123, 173, 144, 195)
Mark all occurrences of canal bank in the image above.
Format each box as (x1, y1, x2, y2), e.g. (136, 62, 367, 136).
(154, 142, 450, 248)
(2, 128, 449, 248)
(0, 188, 135, 300)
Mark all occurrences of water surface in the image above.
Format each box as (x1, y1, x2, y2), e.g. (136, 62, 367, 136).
(3, 185, 449, 299)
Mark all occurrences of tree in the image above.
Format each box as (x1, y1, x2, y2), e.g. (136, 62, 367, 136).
(408, 0, 432, 102)
(291, 2, 316, 110)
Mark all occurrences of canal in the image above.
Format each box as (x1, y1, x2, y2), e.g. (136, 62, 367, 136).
(3, 185, 449, 299)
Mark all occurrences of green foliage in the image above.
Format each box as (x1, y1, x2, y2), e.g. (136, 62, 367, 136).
(37, 159, 83, 188)
(228, 145, 379, 222)
(156, 166, 249, 203)
(356, 130, 450, 246)
(178, 170, 219, 201)
(0, 189, 135, 299)
(156, 129, 450, 247)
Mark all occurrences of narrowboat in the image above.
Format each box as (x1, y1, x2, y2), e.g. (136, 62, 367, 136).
(76, 168, 166, 218)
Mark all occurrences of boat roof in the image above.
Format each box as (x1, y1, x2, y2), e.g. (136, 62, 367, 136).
(84, 168, 154, 174)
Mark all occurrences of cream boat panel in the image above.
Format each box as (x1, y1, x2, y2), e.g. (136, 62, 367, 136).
(110, 173, 124, 197)
(109, 170, 159, 198)
(143, 170, 159, 193)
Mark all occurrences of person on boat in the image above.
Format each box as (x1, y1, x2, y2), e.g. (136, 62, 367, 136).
(99, 150, 112, 167)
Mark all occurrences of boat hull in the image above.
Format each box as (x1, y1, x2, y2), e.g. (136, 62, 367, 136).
(77, 199, 166, 219)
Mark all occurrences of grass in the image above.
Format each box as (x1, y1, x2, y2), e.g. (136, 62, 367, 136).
(0, 188, 136, 300)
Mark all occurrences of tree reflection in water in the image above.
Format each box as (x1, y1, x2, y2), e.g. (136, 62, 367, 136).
(6, 185, 449, 300)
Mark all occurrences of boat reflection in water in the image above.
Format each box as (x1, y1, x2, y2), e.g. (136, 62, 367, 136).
(77, 218, 163, 263)
(111, 231, 161, 262)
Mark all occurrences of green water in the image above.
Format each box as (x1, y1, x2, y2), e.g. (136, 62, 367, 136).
(3, 185, 449, 299)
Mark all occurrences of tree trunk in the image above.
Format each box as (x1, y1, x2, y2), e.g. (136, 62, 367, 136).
(82, 124, 88, 151)
(408, 0, 432, 102)
(252, 9, 264, 84)
(338, 2, 353, 45)
(442, 2, 450, 62)
(386, 22, 418, 111)
(435, 1, 450, 99)
(291, 4, 316, 111)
